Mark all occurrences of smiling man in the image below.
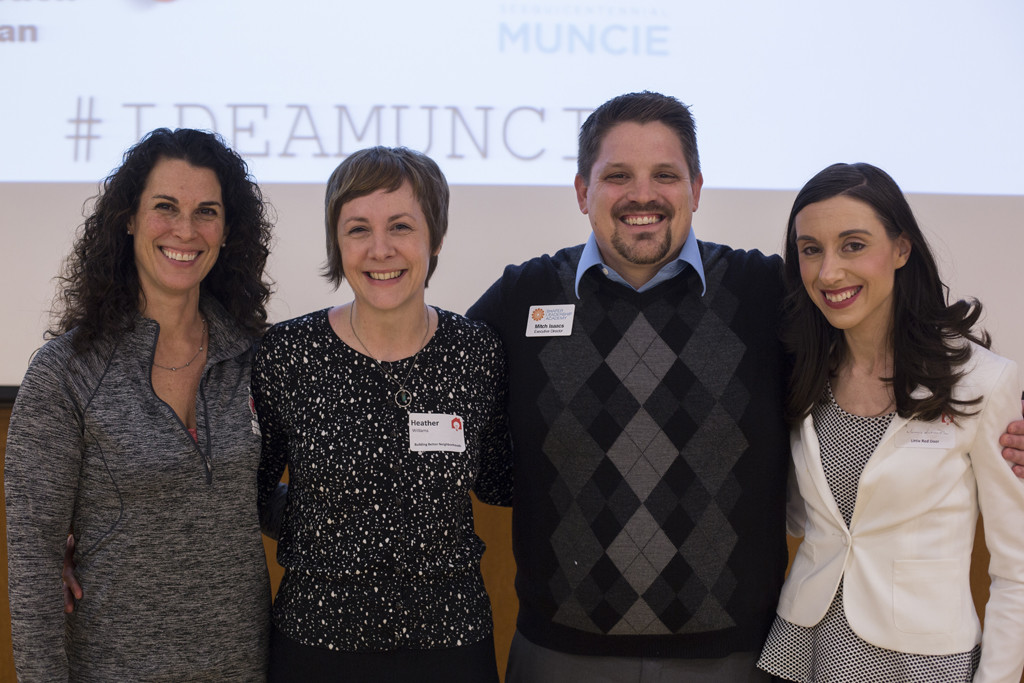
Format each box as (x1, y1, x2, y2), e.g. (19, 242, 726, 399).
(469, 91, 790, 682)
(468, 91, 1024, 682)
(573, 119, 701, 289)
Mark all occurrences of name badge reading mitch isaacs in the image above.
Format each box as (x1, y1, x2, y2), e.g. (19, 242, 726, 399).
(525, 304, 575, 337)
(895, 418, 956, 449)
(408, 413, 466, 453)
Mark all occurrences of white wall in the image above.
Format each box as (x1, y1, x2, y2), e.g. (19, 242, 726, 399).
(4, 182, 1021, 390)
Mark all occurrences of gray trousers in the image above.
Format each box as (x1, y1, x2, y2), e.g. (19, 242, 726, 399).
(505, 631, 776, 683)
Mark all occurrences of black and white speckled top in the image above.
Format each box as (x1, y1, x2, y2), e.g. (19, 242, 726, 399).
(253, 307, 512, 653)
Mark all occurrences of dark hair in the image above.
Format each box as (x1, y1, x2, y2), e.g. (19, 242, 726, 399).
(322, 146, 449, 289)
(782, 162, 988, 424)
(52, 128, 273, 349)
(577, 91, 700, 183)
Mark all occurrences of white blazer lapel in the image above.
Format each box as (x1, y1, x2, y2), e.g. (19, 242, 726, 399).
(852, 384, 932, 494)
(847, 413, 909, 528)
(796, 414, 847, 529)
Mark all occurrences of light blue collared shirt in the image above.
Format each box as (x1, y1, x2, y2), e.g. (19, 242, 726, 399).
(573, 228, 707, 298)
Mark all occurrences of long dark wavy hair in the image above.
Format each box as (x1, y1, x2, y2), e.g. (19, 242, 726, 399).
(51, 128, 273, 351)
(782, 162, 988, 425)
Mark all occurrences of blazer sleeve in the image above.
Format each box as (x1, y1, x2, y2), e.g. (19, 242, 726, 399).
(5, 346, 84, 681)
(970, 355, 1024, 683)
(785, 449, 807, 538)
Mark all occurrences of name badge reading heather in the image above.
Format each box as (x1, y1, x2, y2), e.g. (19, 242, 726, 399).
(895, 418, 956, 449)
(525, 304, 575, 337)
(408, 413, 466, 452)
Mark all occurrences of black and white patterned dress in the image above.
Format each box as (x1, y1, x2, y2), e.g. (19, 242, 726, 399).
(253, 307, 513, 654)
(757, 385, 980, 682)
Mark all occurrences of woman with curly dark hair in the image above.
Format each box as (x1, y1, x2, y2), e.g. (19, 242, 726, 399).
(757, 163, 1024, 682)
(5, 128, 274, 681)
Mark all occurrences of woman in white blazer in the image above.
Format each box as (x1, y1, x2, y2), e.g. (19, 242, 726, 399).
(757, 163, 1024, 683)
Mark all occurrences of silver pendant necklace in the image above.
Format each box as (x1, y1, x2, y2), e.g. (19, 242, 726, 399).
(349, 304, 430, 409)
(152, 318, 207, 371)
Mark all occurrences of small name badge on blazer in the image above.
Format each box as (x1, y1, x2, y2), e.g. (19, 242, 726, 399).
(895, 419, 955, 449)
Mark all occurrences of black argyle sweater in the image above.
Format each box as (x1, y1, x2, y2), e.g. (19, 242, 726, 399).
(468, 241, 790, 659)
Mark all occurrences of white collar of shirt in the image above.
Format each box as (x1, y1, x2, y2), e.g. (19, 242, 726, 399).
(573, 228, 707, 298)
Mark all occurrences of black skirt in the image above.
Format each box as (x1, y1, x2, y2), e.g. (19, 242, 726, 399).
(268, 624, 500, 683)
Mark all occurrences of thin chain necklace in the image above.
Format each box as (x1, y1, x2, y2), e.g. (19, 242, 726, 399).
(349, 304, 430, 409)
(152, 318, 207, 372)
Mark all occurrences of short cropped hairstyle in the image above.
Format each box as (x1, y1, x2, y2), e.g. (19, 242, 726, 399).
(53, 128, 273, 350)
(323, 146, 449, 289)
(577, 91, 701, 183)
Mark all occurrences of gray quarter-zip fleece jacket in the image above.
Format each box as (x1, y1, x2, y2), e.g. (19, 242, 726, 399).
(5, 298, 270, 682)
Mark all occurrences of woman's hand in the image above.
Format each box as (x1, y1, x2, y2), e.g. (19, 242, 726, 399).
(1002, 400, 1024, 479)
